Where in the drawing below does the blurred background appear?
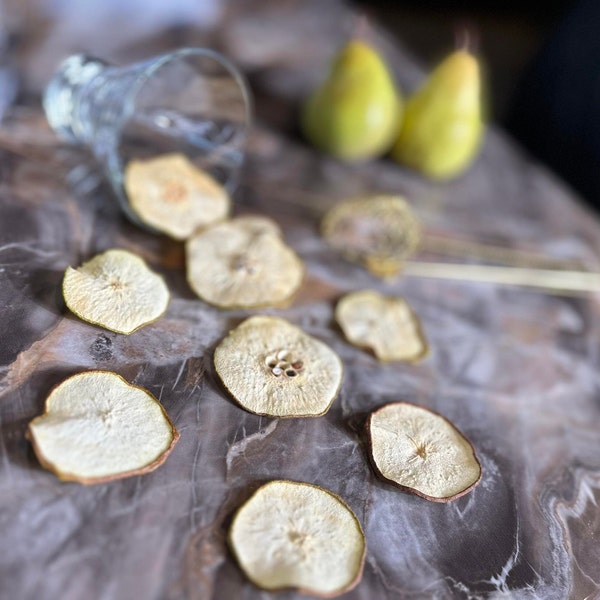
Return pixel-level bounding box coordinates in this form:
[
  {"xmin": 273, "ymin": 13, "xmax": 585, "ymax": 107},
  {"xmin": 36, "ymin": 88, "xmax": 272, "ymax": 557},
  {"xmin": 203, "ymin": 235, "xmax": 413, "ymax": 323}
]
[
  {"xmin": 353, "ymin": 0, "xmax": 572, "ymax": 121},
  {"xmin": 355, "ymin": 0, "xmax": 600, "ymax": 211},
  {"xmin": 0, "ymin": 0, "xmax": 598, "ymax": 210}
]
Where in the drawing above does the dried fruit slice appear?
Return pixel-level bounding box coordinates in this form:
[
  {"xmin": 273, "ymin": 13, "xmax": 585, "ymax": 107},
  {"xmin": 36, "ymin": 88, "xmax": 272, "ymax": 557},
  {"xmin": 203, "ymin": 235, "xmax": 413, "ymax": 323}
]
[
  {"xmin": 368, "ymin": 402, "xmax": 481, "ymax": 502},
  {"xmin": 27, "ymin": 371, "xmax": 179, "ymax": 484},
  {"xmin": 336, "ymin": 290, "xmax": 428, "ymax": 362},
  {"xmin": 124, "ymin": 153, "xmax": 230, "ymax": 240},
  {"xmin": 186, "ymin": 217, "xmax": 304, "ymax": 309},
  {"xmin": 322, "ymin": 195, "xmax": 421, "ymax": 277},
  {"xmin": 231, "ymin": 214, "xmax": 283, "ymax": 237},
  {"xmin": 229, "ymin": 480, "xmax": 366, "ymax": 597},
  {"xmin": 63, "ymin": 249, "xmax": 169, "ymax": 334},
  {"xmin": 214, "ymin": 316, "xmax": 343, "ymax": 417}
]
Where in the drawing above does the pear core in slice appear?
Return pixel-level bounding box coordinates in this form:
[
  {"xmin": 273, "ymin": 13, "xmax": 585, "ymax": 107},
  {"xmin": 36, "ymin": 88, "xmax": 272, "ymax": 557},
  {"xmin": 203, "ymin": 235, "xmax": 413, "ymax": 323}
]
[
  {"xmin": 322, "ymin": 195, "xmax": 421, "ymax": 277},
  {"xmin": 214, "ymin": 316, "xmax": 343, "ymax": 417},
  {"xmin": 336, "ymin": 290, "xmax": 428, "ymax": 362},
  {"xmin": 28, "ymin": 371, "xmax": 179, "ymax": 484},
  {"xmin": 186, "ymin": 216, "xmax": 304, "ymax": 309},
  {"xmin": 124, "ymin": 153, "xmax": 230, "ymax": 240},
  {"xmin": 368, "ymin": 402, "xmax": 482, "ymax": 502},
  {"xmin": 229, "ymin": 480, "xmax": 366, "ymax": 597},
  {"xmin": 63, "ymin": 249, "xmax": 170, "ymax": 334}
]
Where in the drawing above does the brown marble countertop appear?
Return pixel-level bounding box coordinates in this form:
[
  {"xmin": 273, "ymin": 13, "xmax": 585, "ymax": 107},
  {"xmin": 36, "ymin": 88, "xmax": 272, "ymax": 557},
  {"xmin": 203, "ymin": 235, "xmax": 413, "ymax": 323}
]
[{"xmin": 1, "ymin": 1, "xmax": 600, "ymax": 598}]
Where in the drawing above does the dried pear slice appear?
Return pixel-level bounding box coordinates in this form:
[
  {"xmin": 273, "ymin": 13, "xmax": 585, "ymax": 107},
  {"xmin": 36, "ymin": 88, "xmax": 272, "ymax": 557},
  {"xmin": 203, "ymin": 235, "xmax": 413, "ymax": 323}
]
[
  {"xmin": 27, "ymin": 371, "xmax": 179, "ymax": 484},
  {"xmin": 186, "ymin": 217, "xmax": 304, "ymax": 309},
  {"xmin": 124, "ymin": 153, "xmax": 230, "ymax": 240},
  {"xmin": 322, "ymin": 195, "xmax": 421, "ymax": 277},
  {"xmin": 368, "ymin": 402, "xmax": 482, "ymax": 502},
  {"xmin": 229, "ymin": 480, "xmax": 366, "ymax": 597},
  {"xmin": 231, "ymin": 214, "xmax": 282, "ymax": 237},
  {"xmin": 214, "ymin": 316, "xmax": 343, "ymax": 417},
  {"xmin": 336, "ymin": 290, "xmax": 428, "ymax": 362},
  {"xmin": 63, "ymin": 249, "xmax": 170, "ymax": 334}
]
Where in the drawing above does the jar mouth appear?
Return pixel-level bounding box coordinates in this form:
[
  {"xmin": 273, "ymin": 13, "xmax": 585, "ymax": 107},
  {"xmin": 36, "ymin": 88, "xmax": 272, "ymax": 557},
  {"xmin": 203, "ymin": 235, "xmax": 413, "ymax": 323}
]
[
  {"xmin": 123, "ymin": 48, "xmax": 252, "ymax": 140},
  {"xmin": 125, "ymin": 49, "xmax": 251, "ymax": 191}
]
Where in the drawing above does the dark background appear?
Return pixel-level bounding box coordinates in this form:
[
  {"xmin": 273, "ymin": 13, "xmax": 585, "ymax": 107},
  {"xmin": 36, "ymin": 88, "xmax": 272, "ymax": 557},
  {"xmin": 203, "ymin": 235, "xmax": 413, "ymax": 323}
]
[
  {"xmin": 354, "ymin": 0, "xmax": 573, "ymax": 121},
  {"xmin": 354, "ymin": 0, "xmax": 600, "ymax": 212}
]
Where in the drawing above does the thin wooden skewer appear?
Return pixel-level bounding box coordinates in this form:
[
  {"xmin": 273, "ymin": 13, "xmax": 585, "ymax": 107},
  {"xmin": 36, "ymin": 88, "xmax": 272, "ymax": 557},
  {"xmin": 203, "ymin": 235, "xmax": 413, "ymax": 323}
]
[
  {"xmin": 2, "ymin": 125, "xmax": 595, "ymax": 294},
  {"xmin": 419, "ymin": 234, "xmax": 585, "ymax": 270},
  {"xmin": 402, "ymin": 261, "xmax": 600, "ymax": 294}
]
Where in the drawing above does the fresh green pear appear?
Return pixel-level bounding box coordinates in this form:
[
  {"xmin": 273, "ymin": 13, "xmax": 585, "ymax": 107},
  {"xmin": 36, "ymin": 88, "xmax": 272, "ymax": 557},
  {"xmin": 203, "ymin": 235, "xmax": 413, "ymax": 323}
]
[
  {"xmin": 392, "ymin": 50, "xmax": 484, "ymax": 179},
  {"xmin": 302, "ymin": 40, "xmax": 402, "ymax": 161}
]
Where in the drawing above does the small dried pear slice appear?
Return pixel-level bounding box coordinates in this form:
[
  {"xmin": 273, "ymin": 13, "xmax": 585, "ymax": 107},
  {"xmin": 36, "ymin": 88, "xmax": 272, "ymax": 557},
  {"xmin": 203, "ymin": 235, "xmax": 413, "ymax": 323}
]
[
  {"xmin": 322, "ymin": 195, "xmax": 421, "ymax": 277},
  {"xmin": 124, "ymin": 153, "xmax": 230, "ymax": 240},
  {"xmin": 231, "ymin": 214, "xmax": 283, "ymax": 237},
  {"xmin": 186, "ymin": 216, "xmax": 304, "ymax": 309},
  {"xmin": 27, "ymin": 371, "xmax": 179, "ymax": 484},
  {"xmin": 214, "ymin": 316, "xmax": 343, "ymax": 417},
  {"xmin": 368, "ymin": 402, "xmax": 482, "ymax": 502},
  {"xmin": 336, "ymin": 290, "xmax": 428, "ymax": 362},
  {"xmin": 63, "ymin": 248, "xmax": 169, "ymax": 334},
  {"xmin": 229, "ymin": 480, "xmax": 366, "ymax": 597}
]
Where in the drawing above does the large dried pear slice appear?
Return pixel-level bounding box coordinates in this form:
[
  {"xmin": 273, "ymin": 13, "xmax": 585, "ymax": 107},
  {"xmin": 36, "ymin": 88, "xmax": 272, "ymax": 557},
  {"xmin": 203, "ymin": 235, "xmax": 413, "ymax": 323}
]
[
  {"xmin": 229, "ymin": 480, "xmax": 366, "ymax": 597},
  {"xmin": 322, "ymin": 195, "xmax": 421, "ymax": 277},
  {"xmin": 368, "ymin": 402, "xmax": 481, "ymax": 502},
  {"xmin": 186, "ymin": 216, "xmax": 304, "ymax": 309},
  {"xmin": 124, "ymin": 153, "xmax": 230, "ymax": 240},
  {"xmin": 214, "ymin": 316, "xmax": 343, "ymax": 417},
  {"xmin": 336, "ymin": 290, "xmax": 428, "ymax": 362},
  {"xmin": 63, "ymin": 249, "xmax": 169, "ymax": 334},
  {"xmin": 27, "ymin": 371, "xmax": 179, "ymax": 484}
]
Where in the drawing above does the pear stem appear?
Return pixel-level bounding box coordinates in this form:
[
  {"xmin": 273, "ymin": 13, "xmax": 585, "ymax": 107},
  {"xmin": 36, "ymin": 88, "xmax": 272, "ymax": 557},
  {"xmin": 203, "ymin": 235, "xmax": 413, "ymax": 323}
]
[
  {"xmin": 454, "ymin": 22, "xmax": 479, "ymax": 54},
  {"xmin": 353, "ymin": 13, "xmax": 370, "ymax": 40}
]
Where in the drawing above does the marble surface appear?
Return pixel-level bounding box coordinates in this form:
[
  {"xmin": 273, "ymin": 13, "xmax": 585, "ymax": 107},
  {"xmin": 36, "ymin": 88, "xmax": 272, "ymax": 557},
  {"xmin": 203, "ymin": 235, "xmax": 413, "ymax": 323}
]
[{"xmin": 1, "ymin": 1, "xmax": 600, "ymax": 599}]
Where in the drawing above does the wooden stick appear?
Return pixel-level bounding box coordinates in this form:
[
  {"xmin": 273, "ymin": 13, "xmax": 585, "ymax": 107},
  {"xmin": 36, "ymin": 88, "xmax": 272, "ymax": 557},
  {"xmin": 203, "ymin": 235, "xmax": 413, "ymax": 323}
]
[
  {"xmin": 402, "ymin": 261, "xmax": 600, "ymax": 294},
  {"xmin": 420, "ymin": 233, "xmax": 585, "ymax": 270}
]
